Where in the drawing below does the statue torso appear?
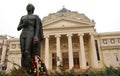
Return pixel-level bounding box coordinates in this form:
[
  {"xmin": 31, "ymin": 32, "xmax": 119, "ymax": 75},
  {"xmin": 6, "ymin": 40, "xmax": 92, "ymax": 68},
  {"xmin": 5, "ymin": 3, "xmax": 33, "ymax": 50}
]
[{"xmin": 20, "ymin": 14, "xmax": 38, "ymax": 38}]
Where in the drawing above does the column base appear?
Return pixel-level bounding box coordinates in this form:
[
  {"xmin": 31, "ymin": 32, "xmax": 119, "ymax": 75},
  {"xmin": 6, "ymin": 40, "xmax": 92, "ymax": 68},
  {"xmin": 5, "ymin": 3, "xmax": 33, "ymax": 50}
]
[
  {"xmin": 91, "ymin": 64, "xmax": 99, "ymax": 69},
  {"xmin": 80, "ymin": 66, "xmax": 87, "ymax": 70}
]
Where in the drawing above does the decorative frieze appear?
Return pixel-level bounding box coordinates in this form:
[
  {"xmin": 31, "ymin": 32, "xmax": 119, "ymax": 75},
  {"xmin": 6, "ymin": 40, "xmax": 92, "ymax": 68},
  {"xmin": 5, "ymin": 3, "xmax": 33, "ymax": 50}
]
[
  {"xmin": 103, "ymin": 39, "xmax": 107, "ymax": 44},
  {"xmin": 72, "ymin": 42, "xmax": 79, "ymax": 48},
  {"xmin": 11, "ymin": 44, "xmax": 16, "ymax": 49},
  {"xmin": 61, "ymin": 43, "xmax": 68, "ymax": 49},
  {"xmin": 118, "ymin": 38, "xmax": 120, "ymax": 43},
  {"xmin": 110, "ymin": 39, "xmax": 115, "ymax": 44},
  {"xmin": 101, "ymin": 38, "xmax": 120, "ymax": 45}
]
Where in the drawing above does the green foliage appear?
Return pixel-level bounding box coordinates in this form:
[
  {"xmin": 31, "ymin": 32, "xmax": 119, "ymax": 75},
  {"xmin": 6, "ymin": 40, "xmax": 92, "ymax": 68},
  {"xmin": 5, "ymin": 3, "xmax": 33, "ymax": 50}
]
[
  {"xmin": 0, "ymin": 71, "xmax": 9, "ymax": 76},
  {"xmin": 9, "ymin": 67, "xmax": 29, "ymax": 76},
  {"xmin": 88, "ymin": 66, "xmax": 120, "ymax": 76},
  {"xmin": 48, "ymin": 65, "xmax": 120, "ymax": 76},
  {"xmin": 48, "ymin": 65, "xmax": 80, "ymax": 76},
  {"xmin": 0, "ymin": 67, "xmax": 29, "ymax": 76},
  {"xmin": 0, "ymin": 66, "xmax": 120, "ymax": 76},
  {"xmin": 3, "ymin": 56, "xmax": 47, "ymax": 76}
]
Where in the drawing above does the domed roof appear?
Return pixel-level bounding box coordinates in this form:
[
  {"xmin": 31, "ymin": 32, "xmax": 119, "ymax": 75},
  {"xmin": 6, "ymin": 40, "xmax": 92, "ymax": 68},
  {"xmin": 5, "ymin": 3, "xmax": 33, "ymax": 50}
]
[{"xmin": 57, "ymin": 6, "xmax": 71, "ymax": 13}]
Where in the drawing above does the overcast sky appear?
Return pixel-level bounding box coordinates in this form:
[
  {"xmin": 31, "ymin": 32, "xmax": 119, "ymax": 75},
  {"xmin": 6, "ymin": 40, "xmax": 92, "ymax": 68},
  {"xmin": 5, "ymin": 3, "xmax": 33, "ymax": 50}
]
[{"xmin": 0, "ymin": 0, "xmax": 120, "ymax": 38}]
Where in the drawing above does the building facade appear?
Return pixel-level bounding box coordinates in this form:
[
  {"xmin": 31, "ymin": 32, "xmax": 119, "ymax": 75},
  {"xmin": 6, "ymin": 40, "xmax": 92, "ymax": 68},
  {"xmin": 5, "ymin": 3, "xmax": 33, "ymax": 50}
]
[
  {"xmin": 0, "ymin": 35, "xmax": 7, "ymax": 70},
  {"xmin": 1, "ymin": 8, "xmax": 120, "ymax": 71}
]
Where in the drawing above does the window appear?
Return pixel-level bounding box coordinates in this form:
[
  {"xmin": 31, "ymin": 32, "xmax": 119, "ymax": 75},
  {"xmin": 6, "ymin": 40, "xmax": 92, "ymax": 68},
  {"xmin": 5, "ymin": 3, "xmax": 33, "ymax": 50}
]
[
  {"xmin": 86, "ymin": 62, "xmax": 89, "ymax": 66},
  {"xmin": 115, "ymin": 54, "xmax": 119, "ymax": 62},
  {"xmin": 73, "ymin": 52, "xmax": 80, "ymax": 69},
  {"xmin": 95, "ymin": 40, "xmax": 100, "ymax": 60},
  {"xmin": 62, "ymin": 52, "xmax": 69, "ymax": 69},
  {"xmin": 73, "ymin": 52, "xmax": 79, "ymax": 56},
  {"xmin": 52, "ymin": 53, "xmax": 57, "ymax": 70}
]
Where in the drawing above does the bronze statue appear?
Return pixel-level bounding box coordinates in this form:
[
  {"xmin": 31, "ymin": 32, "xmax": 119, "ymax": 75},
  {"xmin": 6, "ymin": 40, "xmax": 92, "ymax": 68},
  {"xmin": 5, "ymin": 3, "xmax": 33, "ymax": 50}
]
[{"xmin": 17, "ymin": 4, "xmax": 44, "ymax": 69}]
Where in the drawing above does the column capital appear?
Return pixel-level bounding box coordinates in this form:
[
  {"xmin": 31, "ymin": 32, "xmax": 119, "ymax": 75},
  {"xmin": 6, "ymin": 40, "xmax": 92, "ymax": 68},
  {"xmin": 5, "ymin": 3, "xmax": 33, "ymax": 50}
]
[
  {"xmin": 78, "ymin": 33, "xmax": 84, "ymax": 36},
  {"xmin": 89, "ymin": 32, "xmax": 97, "ymax": 36},
  {"xmin": 55, "ymin": 34, "xmax": 61, "ymax": 38},
  {"xmin": 44, "ymin": 35, "xmax": 50, "ymax": 38},
  {"xmin": 67, "ymin": 34, "xmax": 73, "ymax": 37}
]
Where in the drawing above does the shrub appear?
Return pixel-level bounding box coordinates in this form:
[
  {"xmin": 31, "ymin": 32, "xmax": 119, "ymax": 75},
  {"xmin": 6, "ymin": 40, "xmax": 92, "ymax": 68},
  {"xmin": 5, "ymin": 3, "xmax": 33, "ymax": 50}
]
[{"xmin": 88, "ymin": 66, "xmax": 120, "ymax": 76}]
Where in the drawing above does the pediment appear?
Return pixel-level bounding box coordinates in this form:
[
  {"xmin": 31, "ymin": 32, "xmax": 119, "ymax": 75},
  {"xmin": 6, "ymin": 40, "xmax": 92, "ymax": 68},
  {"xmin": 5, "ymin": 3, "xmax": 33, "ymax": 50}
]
[{"xmin": 43, "ymin": 18, "xmax": 93, "ymax": 29}]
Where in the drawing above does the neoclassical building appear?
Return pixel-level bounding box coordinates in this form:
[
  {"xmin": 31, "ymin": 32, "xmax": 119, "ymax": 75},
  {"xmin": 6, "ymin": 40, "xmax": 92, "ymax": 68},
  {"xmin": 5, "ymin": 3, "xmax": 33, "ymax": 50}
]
[{"xmin": 1, "ymin": 7, "xmax": 120, "ymax": 71}]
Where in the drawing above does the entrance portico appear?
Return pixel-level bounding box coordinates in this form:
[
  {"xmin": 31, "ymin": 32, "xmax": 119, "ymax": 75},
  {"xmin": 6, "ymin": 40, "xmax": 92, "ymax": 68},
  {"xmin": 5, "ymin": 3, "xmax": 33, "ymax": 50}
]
[
  {"xmin": 42, "ymin": 7, "xmax": 98, "ymax": 70},
  {"xmin": 44, "ymin": 33, "xmax": 98, "ymax": 70}
]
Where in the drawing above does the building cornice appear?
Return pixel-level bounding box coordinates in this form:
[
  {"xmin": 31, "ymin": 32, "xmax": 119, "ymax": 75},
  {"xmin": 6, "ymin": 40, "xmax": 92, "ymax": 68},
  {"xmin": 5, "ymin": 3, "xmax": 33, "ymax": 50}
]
[
  {"xmin": 101, "ymin": 45, "xmax": 120, "ymax": 50},
  {"xmin": 43, "ymin": 24, "xmax": 94, "ymax": 30},
  {"xmin": 98, "ymin": 31, "xmax": 120, "ymax": 37},
  {"xmin": 7, "ymin": 50, "xmax": 21, "ymax": 55},
  {"xmin": 8, "ymin": 38, "xmax": 19, "ymax": 42}
]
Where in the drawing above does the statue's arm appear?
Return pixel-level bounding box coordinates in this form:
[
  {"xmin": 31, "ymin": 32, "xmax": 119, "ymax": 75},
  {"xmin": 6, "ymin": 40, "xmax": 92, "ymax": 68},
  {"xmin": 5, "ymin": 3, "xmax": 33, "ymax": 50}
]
[
  {"xmin": 39, "ymin": 18, "xmax": 44, "ymax": 41},
  {"xmin": 17, "ymin": 16, "xmax": 23, "ymax": 31},
  {"xmin": 34, "ymin": 16, "xmax": 40, "ymax": 39}
]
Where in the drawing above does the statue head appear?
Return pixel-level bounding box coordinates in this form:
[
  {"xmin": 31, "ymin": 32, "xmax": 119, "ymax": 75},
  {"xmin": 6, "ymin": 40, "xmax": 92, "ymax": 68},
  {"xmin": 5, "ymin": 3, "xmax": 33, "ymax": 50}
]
[{"xmin": 26, "ymin": 3, "xmax": 35, "ymax": 13}]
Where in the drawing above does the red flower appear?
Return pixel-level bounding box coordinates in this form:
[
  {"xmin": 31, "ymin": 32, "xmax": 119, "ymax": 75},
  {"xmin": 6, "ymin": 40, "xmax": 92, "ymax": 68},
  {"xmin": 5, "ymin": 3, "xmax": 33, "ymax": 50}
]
[{"xmin": 17, "ymin": 72, "xmax": 21, "ymax": 76}]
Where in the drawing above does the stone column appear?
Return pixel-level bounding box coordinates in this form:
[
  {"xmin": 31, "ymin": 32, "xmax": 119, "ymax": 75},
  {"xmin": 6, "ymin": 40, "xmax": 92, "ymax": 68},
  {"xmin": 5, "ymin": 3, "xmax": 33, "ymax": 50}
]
[
  {"xmin": 89, "ymin": 33, "xmax": 98, "ymax": 68},
  {"xmin": 78, "ymin": 33, "xmax": 86, "ymax": 69},
  {"xmin": 44, "ymin": 35, "xmax": 50, "ymax": 69},
  {"xmin": 55, "ymin": 34, "xmax": 61, "ymax": 67},
  {"xmin": 1, "ymin": 39, "xmax": 7, "ymax": 65},
  {"xmin": 67, "ymin": 34, "xmax": 74, "ymax": 69}
]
